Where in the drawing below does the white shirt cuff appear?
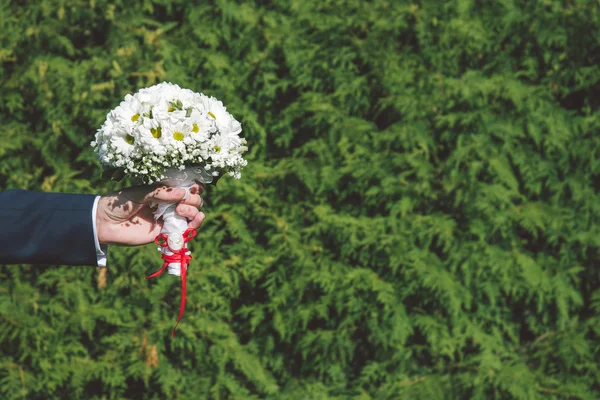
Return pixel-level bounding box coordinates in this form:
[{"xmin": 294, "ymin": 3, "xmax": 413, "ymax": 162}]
[{"xmin": 92, "ymin": 196, "xmax": 108, "ymax": 267}]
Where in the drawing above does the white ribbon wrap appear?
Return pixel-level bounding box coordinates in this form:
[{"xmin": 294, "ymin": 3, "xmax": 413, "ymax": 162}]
[{"xmin": 152, "ymin": 166, "xmax": 213, "ymax": 276}]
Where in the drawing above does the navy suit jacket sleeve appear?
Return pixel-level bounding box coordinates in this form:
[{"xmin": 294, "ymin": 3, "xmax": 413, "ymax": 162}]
[{"xmin": 0, "ymin": 190, "xmax": 98, "ymax": 266}]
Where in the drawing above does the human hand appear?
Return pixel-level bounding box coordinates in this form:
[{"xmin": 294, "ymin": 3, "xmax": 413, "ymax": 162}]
[{"xmin": 95, "ymin": 184, "xmax": 205, "ymax": 245}]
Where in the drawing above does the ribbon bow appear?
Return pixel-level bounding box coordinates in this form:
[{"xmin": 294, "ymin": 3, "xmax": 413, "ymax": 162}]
[{"xmin": 146, "ymin": 228, "xmax": 197, "ymax": 338}]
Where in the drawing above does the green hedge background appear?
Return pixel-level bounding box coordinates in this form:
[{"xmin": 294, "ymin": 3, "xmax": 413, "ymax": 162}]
[{"xmin": 1, "ymin": 0, "xmax": 599, "ymax": 398}]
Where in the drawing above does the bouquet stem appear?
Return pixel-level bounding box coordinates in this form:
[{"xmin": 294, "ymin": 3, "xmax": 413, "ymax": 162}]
[
  {"xmin": 158, "ymin": 200, "xmax": 192, "ymax": 276},
  {"xmin": 146, "ymin": 225, "xmax": 197, "ymax": 337},
  {"xmin": 145, "ymin": 167, "xmax": 213, "ymax": 337}
]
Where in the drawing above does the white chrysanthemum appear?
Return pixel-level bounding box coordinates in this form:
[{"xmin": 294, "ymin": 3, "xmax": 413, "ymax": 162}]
[
  {"xmin": 219, "ymin": 118, "xmax": 243, "ymax": 147},
  {"xmin": 111, "ymin": 136, "xmax": 134, "ymax": 157},
  {"xmin": 141, "ymin": 116, "xmax": 162, "ymax": 137},
  {"xmin": 92, "ymin": 81, "xmax": 247, "ymax": 184},
  {"xmin": 188, "ymin": 109, "xmax": 213, "ymax": 142},
  {"xmin": 161, "ymin": 120, "xmax": 192, "ymax": 155},
  {"xmin": 113, "ymin": 95, "xmax": 147, "ymax": 127},
  {"xmin": 204, "ymin": 97, "xmax": 232, "ymax": 130},
  {"xmin": 178, "ymin": 88, "xmax": 198, "ymax": 109}
]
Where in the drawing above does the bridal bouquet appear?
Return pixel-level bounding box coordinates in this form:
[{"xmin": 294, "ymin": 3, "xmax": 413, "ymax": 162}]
[{"xmin": 91, "ymin": 82, "xmax": 248, "ymax": 336}]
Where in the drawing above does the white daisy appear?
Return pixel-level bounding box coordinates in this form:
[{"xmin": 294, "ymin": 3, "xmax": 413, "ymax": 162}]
[
  {"xmin": 188, "ymin": 109, "xmax": 214, "ymax": 142},
  {"xmin": 204, "ymin": 96, "xmax": 233, "ymax": 131},
  {"xmin": 113, "ymin": 95, "xmax": 146, "ymax": 127}
]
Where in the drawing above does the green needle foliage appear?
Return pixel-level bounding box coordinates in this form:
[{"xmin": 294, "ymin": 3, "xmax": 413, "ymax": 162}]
[{"xmin": 1, "ymin": 0, "xmax": 599, "ymax": 398}]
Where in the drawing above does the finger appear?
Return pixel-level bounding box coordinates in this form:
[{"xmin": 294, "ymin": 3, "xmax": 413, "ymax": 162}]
[
  {"xmin": 188, "ymin": 211, "xmax": 205, "ymax": 230},
  {"xmin": 175, "ymin": 204, "xmax": 199, "ymax": 220},
  {"xmin": 146, "ymin": 186, "xmax": 187, "ymax": 203},
  {"xmin": 190, "ymin": 182, "xmax": 205, "ymax": 195},
  {"xmin": 180, "ymin": 193, "xmax": 203, "ymax": 209}
]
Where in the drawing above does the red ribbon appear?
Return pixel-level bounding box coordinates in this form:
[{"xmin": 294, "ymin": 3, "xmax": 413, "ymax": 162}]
[{"xmin": 146, "ymin": 228, "xmax": 197, "ymax": 338}]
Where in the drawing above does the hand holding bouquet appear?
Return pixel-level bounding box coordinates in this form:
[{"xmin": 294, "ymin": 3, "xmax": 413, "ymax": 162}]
[{"xmin": 91, "ymin": 82, "xmax": 247, "ymax": 336}]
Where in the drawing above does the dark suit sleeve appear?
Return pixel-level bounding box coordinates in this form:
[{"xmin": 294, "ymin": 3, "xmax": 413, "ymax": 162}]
[{"xmin": 0, "ymin": 190, "xmax": 99, "ymax": 266}]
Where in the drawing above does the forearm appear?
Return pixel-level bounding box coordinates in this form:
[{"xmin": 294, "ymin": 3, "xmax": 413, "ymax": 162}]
[{"xmin": 0, "ymin": 190, "xmax": 100, "ymax": 266}]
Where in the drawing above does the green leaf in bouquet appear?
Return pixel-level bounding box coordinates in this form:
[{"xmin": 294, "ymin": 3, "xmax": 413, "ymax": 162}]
[
  {"xmin": 143, "ymin": 105, "xmax": 154, "ymax": 118},
  {"xmin": 209, "ymin": 173, "xmax": 223, "ymax": 186},
  {"xmin": 101, "ymin": 167, "xmax": 126, "ymax": 181},
  {"xmin": 168, "ymin": 100, "xmax": 183, "ymax": 112}
]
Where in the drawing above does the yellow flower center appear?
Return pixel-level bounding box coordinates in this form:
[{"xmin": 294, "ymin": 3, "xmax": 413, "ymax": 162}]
[
  {"xmin": 213, "ymin": 145, "xmax": 221, "ymax": 152},
  {"xmin": 131, "ymin": 113, "xmax": 140, "ymax": 122},
  {"xmin": 168, "ymin": 106, "xmax": 176, "ymax": 112},
  {"xmin": 151, "ymin": 126, "xmax": 162, "ymax": 138},
  {"xmin": 173, "ymin": 131, "xmax": 184, "ymax": 141},
  {"xmin": 207, "ymin": 111, "xmax": 216, "ymax": 119},
  {"xmin": 192, "ymin": 123, "xmax": 199, "ymax": 133},
  {"xmin": 125, "ymin": 134, "xmax": 135, "ymax": 145}
]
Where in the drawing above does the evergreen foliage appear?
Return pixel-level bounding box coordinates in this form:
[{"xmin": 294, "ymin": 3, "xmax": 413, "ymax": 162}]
[{"xmin": 1, "ymin": 0, "xmax": 599, "ymax": 398}]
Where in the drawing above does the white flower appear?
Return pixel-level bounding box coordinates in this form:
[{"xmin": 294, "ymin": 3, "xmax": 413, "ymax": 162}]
[
  {"xmin": 178, "ymin": 88, "xmax": 199, "ymax": 110},
  {"xmin": 111, "ymin": 135, "xmax": 134, "ymax": 156},
  {"xmin": 219, "ymin": 118, "xmax": 244, "ymax": 148},
  {"xmin": 113, "ymin": 95, "xmax": 146, "ymax": 127},
  {"xmin": 163, "ymin": 120, "xmax": 191, "ymax": 145},
  {"xmin": 140, "ymin": 117, "xmax": 165, "ymax": 145},
  {"xmin": 188, "ymin": 109, "xmax": 213, "ymax": 142},
  {"xmin": 204, "ymin": 97, "xmax": 233, "ymax": 131},
  {"xmin": 92, "ymin": 82, "xmax": 248, "ymax": 184}
]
